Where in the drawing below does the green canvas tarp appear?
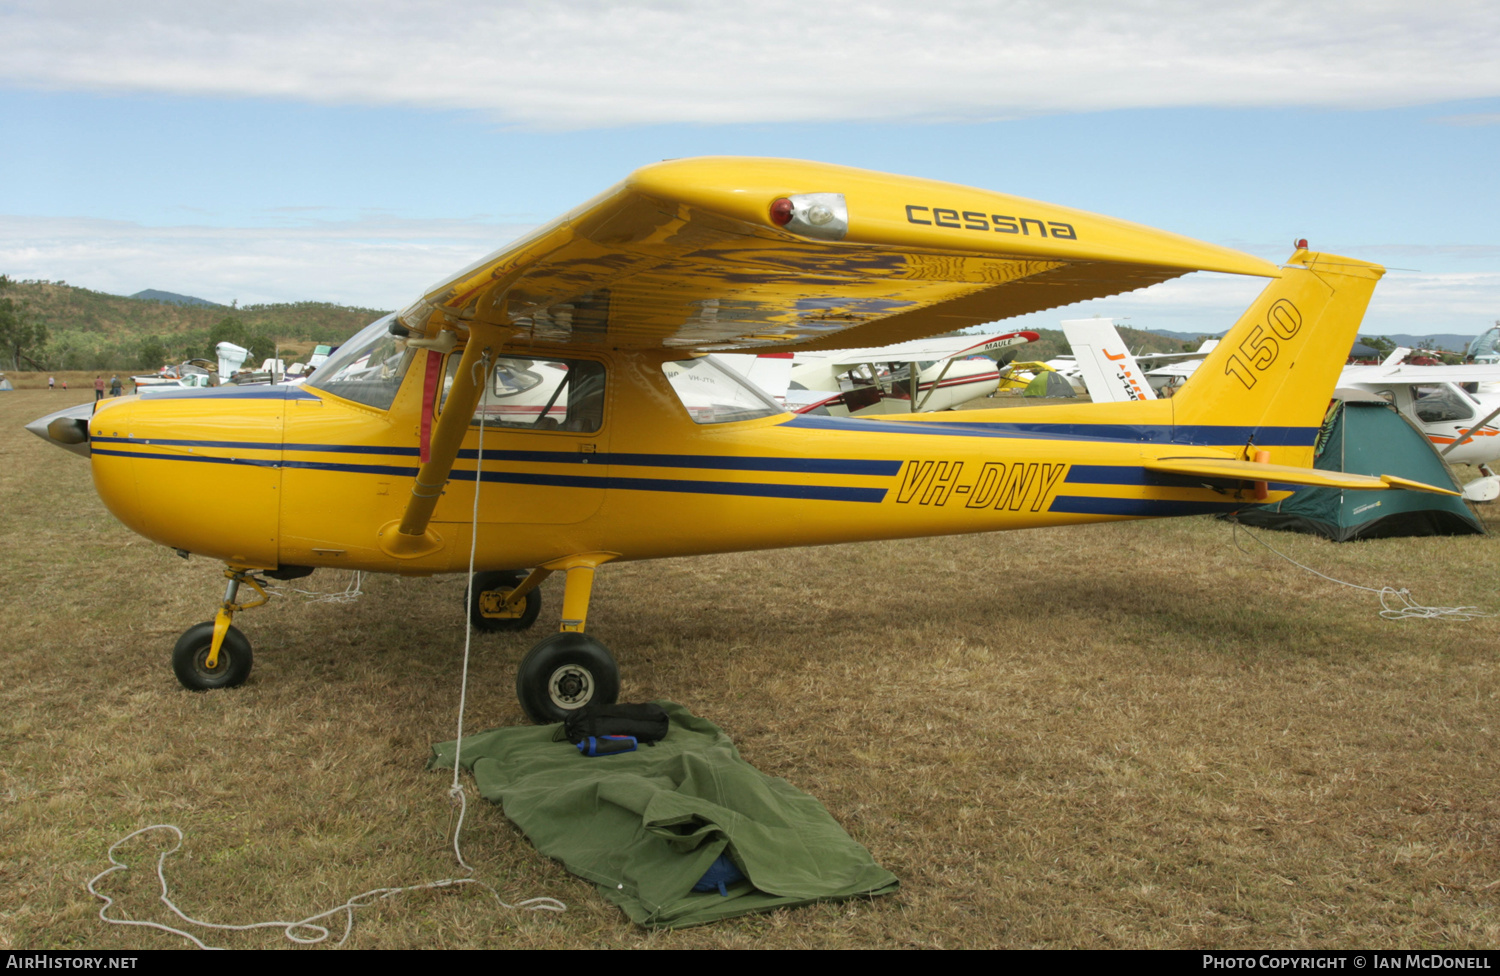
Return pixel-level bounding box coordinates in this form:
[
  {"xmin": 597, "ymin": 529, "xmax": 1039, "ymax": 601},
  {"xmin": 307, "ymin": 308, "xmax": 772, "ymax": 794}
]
[
  {"xmin": 430, "ymin": 702, "xmax": 898, "ymax": 928},
  {"xmin": 1230, "ymin": 394, "xmax": 1484, "ymax": 541}
]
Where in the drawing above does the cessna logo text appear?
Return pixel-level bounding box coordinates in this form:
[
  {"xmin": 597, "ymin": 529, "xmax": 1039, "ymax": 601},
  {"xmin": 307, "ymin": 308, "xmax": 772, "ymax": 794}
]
[
  {"xmin": 905, "ymin": 205, "xmax": 1077, "ymax": 240},
  {"xmin": 896, "ymin": 460, "xmax": 1069, "ymax": 511}
]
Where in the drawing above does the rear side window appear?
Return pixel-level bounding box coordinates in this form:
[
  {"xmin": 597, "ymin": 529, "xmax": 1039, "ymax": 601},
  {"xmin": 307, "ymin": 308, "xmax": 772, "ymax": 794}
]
[{"xmin": 662, "ymin": 356, "xmax": 783, "ymax": 425}]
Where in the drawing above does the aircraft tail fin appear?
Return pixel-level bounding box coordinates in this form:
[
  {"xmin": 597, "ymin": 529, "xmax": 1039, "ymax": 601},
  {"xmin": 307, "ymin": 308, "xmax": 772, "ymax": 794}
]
[
  {"xmin": 1171, "ymin": 249, "xmax": 1385, "ymax": 463},
  {"xmin": 1060, "ymin": 319, "xmax": 1157, "ymax": 403},
  {"xmin": 715, "ymin": 352, "xmax": 794, "ymax": 401}
]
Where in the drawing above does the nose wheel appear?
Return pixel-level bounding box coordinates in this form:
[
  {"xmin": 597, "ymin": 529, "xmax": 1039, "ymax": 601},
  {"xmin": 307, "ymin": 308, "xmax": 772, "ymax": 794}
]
[
  {"xmin": 172, "ymin": 622, "xmax": 253, "ymax": 690},
  {"xmin": 171, "ymin": 569, "xmax": 268, "ymax": 690}
]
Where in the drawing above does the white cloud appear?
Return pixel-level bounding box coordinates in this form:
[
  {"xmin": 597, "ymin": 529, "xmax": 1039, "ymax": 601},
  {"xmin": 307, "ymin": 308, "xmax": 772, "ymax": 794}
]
[
  {"xmin": 3, "ymin": 1, "xmax": 1497, "ymax": 128},
  {"xmin": 0, "ymin": 214, "xmax": 528, "ymax": 308}
]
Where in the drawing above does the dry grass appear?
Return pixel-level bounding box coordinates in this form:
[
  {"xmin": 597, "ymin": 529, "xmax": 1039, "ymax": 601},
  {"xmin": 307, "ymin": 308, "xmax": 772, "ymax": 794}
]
[{"xmin": 2, "ymin": 388, "xmax": 1498, "ymax": 950}]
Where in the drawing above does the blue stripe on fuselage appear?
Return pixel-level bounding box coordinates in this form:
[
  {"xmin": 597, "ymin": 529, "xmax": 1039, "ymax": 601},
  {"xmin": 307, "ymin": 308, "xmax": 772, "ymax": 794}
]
[
  {"xmin": 447, "ymin": 468, "xmax": 886, "ymax": 503},
  {"xmin": 91, "ymin": 445, "xmax": 886, "ymax": 502},
  {"xmin": 1049, "ymin": 496, "xmax": 1247, "ymax": 517},
  {"xmin": 781, "ymin": 414, "xmax": 1318, "ymax": 446},
  {"xmin": 89, "ymin": 436, "xmax": 898, "ymax": 474}
]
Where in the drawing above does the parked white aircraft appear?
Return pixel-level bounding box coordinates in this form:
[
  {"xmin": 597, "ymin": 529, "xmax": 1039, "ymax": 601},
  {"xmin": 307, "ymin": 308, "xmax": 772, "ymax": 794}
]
[
  {"xmin": 1069, "ymin": 322, "xmax": 1500, "ymax": 501},
  {"xmin": 720, "ymin": 331, "xmax": 1038, "ymax": 417},
  {"xmin": 1338, "ymin": 364, "xmax": 1500, "ymax": 500},
  {"xmin": 1056, "ymin": 318, "xmax": 1217, "ymax": 397},
  {"xmin": 216, "ymin": 341, "xmax": 250, "ymax": 380}
]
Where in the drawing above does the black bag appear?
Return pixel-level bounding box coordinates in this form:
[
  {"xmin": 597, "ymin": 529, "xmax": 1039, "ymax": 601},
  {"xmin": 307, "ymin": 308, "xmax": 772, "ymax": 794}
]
[{"xmin": 554, "ymin": 702, "xmax": 670, "ymax": 744}]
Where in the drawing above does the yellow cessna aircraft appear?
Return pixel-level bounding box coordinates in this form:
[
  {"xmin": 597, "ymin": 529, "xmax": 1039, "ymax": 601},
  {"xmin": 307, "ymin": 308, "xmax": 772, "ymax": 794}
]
[{"xmin": 27, "ymin": 158, "xmax": 1453, "ymax": 722}]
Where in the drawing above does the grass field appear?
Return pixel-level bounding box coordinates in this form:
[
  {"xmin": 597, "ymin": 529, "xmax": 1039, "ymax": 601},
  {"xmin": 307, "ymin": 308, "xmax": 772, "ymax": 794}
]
[{"xmin": 2, "ymin": 388, "xmax": 1498, "ymax": 950}]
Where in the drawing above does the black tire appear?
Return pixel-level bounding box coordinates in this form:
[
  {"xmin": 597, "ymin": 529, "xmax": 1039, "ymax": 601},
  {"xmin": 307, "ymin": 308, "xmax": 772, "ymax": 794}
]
[
  {"xmin": 516, "ymin": 633, "xmax": 620, "ymax": 724},
  {"xmin": 466, "ymin": 571, "xmax": 541, "ymax": 632},
  {"xmin": 172, "ymin": 622, "xmax": 253, "ymax": 690}
]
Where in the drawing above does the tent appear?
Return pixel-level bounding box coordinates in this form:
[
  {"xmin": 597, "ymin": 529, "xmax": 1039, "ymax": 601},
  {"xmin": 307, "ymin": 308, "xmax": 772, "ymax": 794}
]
[
  {"xmin": 1022, "ymin": 371, "xmax": 1076, "ymax": 398},
  {"xmin": 0, "ymin": 375, "xmax": 12, "ymax": 392},
  {"xmin": 1230, "ymin": 391, "xmax": 1484, "ymax": 541}
]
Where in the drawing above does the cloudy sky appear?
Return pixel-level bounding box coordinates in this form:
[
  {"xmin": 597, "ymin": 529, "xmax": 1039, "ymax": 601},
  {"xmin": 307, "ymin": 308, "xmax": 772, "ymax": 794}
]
[{"xmin": 2, "ymin": 1, "xmax": 1497, "ymax": 336}]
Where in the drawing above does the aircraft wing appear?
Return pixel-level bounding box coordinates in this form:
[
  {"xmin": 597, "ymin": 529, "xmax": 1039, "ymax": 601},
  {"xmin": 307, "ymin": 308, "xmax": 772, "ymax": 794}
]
[
  {"xmin": 1341, "ymin": 363, "xmax": 1500, "ymax": 385},
  {"xmin": 1143, "ymin": 457, "xmax": 1460, "ymax": 495},
  {"xmin": 396, "ymin": 157, "xmax": 1278, "ymax": 353},
  {"xmin": 810, "ymin": 331, "xmax": 1041, "ymax": 369},
  {"xmin": 1130, "ymin": 348, "xmax": 1217, "ymax": 365}
]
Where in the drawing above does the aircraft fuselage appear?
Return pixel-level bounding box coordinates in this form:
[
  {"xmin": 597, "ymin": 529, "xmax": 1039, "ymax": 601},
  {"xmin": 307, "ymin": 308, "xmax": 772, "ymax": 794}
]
[{"xmin": 82, "ymin": 345, "xmax": 1288, "ymax": 577}]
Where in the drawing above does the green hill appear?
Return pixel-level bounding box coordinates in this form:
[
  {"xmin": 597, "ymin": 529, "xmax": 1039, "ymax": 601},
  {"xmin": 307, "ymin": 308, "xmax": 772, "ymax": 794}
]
[{"xmin": 8, "ymin": 279, "xmax": 389, "ymax": 371}]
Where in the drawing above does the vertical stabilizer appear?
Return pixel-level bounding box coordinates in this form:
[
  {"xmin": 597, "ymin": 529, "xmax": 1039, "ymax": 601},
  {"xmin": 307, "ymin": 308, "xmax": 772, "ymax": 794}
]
[
  {"xmin": 1061, "ymin": 319, "xmax": 1157, "ymax": 403},
  {"xmin": 1172, "ymin": 250, "xmax": 1385, "ymax": 464}
]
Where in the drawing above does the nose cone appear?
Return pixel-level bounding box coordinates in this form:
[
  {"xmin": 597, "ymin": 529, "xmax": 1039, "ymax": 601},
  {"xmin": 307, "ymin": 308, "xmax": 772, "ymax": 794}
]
[{"xmin": 25, "ymin": 402, "xmax": 95, "ymax": 458}]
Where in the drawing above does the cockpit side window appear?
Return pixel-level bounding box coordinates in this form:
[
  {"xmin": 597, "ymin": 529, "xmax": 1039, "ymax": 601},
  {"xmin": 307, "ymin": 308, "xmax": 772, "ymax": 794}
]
[
  {"xmin": 442, "ymin": 354, "xmax": 606, "ymax": 433},
  {"xmin": 305, "ymin": 316, "xmax": 415, "ymax": 411}
]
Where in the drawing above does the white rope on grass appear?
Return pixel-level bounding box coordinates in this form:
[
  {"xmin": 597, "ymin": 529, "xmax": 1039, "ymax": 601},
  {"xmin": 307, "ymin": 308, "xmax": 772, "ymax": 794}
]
[
  {"xmin": 263, "ymin": 570, "xmax": 366, "ymax": 604},
  {"xmin": 88, "ymin": 347, "xmax": 566, "ymax": 948},
  {"xmin": 87, "ymin": 825, "xmax": 563, "ymax": 950},
  {"xmin": 1230, "ymin": 521, "xmax": 1492, "ymax": 622}
]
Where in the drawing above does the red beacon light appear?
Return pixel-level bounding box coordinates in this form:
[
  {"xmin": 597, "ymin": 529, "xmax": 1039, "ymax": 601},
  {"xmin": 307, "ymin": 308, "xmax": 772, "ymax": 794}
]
[
  {"xmin": 1295, "ymin": 238, "xmax": 1309, "ymax": 250},
  {"xmin": 768, "ymin": 193, "xmax": 848, "ymax": 240}
]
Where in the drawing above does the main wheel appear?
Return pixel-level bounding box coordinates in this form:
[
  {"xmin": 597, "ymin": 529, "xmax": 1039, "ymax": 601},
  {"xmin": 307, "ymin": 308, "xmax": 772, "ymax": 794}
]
[
  {"xmin": 516, "ymin": 633, "xmax": 620, "ymax": 724},
  {"xmin": 172, "ymin": 622, "xmax": 253, "ymax": 690},
  {"xmin": 466, "ymin": 571, "xmax": 542, "ymax": 632}
]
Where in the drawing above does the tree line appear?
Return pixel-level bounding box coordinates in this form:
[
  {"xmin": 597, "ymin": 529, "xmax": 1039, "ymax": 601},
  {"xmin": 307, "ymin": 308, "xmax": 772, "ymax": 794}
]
[
  {"xmin": 30, "ymin": 315, "xmax": 308, "ymax": 372},
  {"xmin": 0, "ymin": 275, "xmax": 370, "ymax": 372}
]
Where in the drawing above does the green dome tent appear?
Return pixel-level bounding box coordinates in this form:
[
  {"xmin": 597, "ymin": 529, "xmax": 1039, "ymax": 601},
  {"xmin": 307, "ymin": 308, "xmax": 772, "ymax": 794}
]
[
  {"xmin": 1230, "ymin": 391, "xmax": 1483, "ymax": 541},
  {"xmin": 1022, "ymin": 371, "xmax": 1076, "ymax": 398}
]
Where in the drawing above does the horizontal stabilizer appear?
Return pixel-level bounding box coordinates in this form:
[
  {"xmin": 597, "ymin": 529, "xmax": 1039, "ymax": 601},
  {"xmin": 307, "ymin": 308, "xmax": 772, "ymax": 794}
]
[{"xmin": 1143, "ymin": 457, "xmax": 1460, "ymax": 496}]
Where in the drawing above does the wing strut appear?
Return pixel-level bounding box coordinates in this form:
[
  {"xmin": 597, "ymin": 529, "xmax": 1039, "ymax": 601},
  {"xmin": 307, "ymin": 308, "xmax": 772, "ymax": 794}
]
[
  {"xmin": 1442, "ymin": 403, "xmax": 1500, "ymax": 457},
  {"xmin": 378, "ymin": 336, "xmax": 494, "ymax": 558}
]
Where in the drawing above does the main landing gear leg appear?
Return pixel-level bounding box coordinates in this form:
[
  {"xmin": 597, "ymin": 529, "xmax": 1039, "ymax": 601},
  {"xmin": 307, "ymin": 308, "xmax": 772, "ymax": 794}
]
[
  {"xmin": 172, "ymin": 569, "xmax": 268, "ymax": 690},
  {"xmin": 514, "ymin": 554, "xmax": 620, "ymax": 725}
]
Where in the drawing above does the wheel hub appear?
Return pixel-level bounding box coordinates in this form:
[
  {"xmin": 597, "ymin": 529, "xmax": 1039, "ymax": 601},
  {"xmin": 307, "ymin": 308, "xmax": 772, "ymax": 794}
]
[
  {"xmin": 547, "ymin": 665, "xmax": 593, "ymax": 709},
  {"xmin": 478, "ymin": 588, "xmax": 523, "ymax": 618}
]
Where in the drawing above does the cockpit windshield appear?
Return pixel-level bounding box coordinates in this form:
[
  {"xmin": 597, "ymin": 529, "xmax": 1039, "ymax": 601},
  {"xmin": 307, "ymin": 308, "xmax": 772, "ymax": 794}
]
[
  {"xmin": 305, "ymin": 315, "xmax": 415, "ymax": 411},
  {"xmin": 1414, "ymin": 383, "xmax": 1476, "ymax": 423},
  {"xmin": 662, "ymin": 356, "xmax": 785, "ymax": 424}
]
